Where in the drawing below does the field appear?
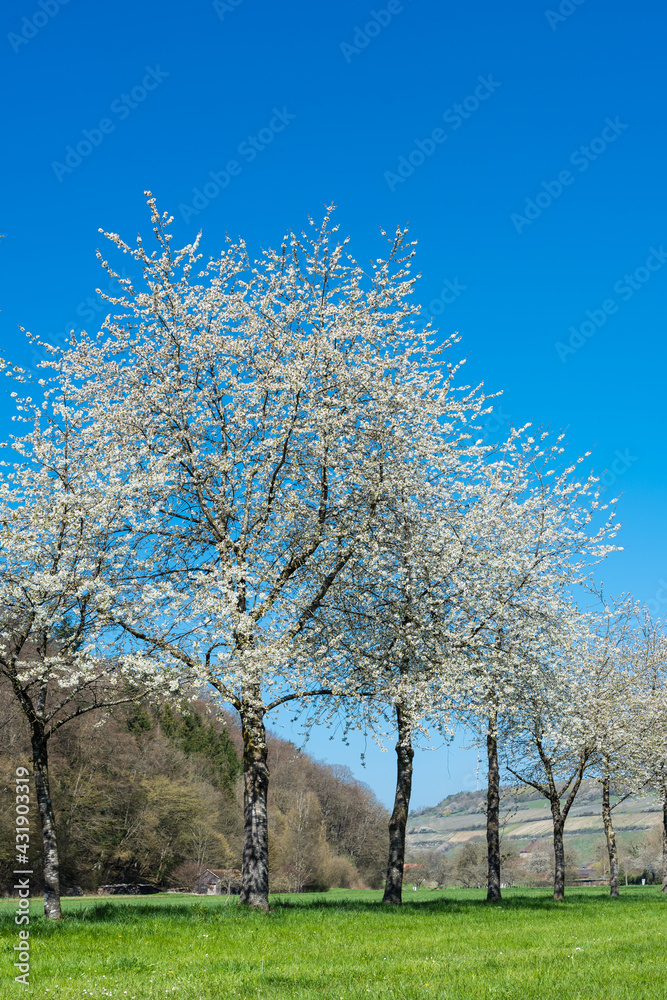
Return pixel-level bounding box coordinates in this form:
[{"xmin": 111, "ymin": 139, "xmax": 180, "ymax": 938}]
[
  {"xmin": 2, "ymin": 888, "xmax": 666, "ymax": 999},
  {"xmin": 406, "ymin": 782, "xmax": 662, "ymax": 859}
]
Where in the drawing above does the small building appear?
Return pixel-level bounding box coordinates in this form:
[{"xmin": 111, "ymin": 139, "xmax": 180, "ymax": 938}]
[{"xmin": 194, "ymin": 869, "xmax": 242, "ymax": 895}]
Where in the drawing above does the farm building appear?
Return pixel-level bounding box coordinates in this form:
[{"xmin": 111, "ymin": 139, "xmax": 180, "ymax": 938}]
[{"xmin": 194, "ymin": 869, "xmax": 243, "ymax": 895}]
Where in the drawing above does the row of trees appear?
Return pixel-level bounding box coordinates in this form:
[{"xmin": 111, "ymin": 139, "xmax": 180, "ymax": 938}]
[
  {"xmin": 410, "ymin": 840, "xmax": 580, "ymax": 891},
  {"xmin": 1, "ymin": 198, "xmax": 665, "ymax": 916},
  {"xmin": 411, "ymin": 833, "xmax": 664, "ymax": 890},
  {"xmin": 407, "ymin": 781, "xmax": 666, "ymax": 891}
]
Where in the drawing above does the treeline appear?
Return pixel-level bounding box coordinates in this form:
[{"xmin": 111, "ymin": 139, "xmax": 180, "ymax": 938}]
[
  {"xmin": 406, "ymin": 781, "xmax": 665, "ymax": 890},
  {"xmin": 408, "ymin": 830, "xmax": 665, "ymax": 890},
  {"xmin": 0, "ymin": 696, "xmax": 388, "ymax": 895},
  {"xmin": 405, "ymin": 843, "xmax": 575, "ymax": 890}
]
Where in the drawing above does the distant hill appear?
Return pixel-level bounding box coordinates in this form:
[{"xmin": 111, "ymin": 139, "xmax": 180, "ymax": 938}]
[{"xmin": 407, "ymin": 780, "xmax": 662, "ymax": 864}]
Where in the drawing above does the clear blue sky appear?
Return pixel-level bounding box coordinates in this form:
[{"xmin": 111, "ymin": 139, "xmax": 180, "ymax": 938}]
[{"xmin": 2, "ymin": 0, "xmax": 665, "ymax": 808}]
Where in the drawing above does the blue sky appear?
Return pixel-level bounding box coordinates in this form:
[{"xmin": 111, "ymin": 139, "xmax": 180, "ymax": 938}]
[{"xmin": 2, "ymin": 0, "xmax": 665, "ymax": 808}]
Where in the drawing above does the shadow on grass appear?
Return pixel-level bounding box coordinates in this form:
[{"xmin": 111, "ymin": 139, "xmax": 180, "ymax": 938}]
[
  {"xmin": 2, "ymin": 887, "xmax": 661, "ymax": 930},
  {"xmin": 269, "ymin": 891, "xmax": 651, "ymax": 915}
]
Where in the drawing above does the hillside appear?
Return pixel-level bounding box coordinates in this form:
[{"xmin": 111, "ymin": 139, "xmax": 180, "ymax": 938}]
[
  {"xmin": 0, "ymin": 694, "xmax": 389, "ymax": 895},
  {"xmin": 407, "ymin": 780, "xmax": 663, "ymax": 876}
]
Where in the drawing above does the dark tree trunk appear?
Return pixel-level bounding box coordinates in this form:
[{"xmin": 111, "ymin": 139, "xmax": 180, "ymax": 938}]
[
  {"xmin": 486, "ymin": 711, "xmax": 501, "ymax": 901},
  {"xmin": 601, "ymin": 776, "xmax": 619, "ymax": 898},
  {"xmin": 382, "ymin": 703, "xmax": 414, "ymax": 906},
  {"xmin": 239, "ymin": 703, "xmax": 270, "ymax": 910},
  {"xmin": 552, "ymin": 810, "xmax": 566, "ymax": 901},
  {"xmin": 511, "ymin": 748, "xmax": 588, "ymax": 903},
  {"xmin": 662, "ymin": 784, "xmax": 667, "ymax": 894},
  {"xmin": 31, "ymin": 723, "xmax": 61, "ymax": 921}
]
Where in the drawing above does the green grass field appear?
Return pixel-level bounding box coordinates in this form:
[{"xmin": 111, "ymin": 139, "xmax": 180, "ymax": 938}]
[{"xmin": 1, "ymin": 888, "xmax": 666, "ymax": 999}]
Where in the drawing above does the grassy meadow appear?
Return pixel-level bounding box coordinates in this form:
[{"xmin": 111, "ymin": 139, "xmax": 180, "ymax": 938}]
[{"xmin": 1, "ymin": 887, "xmax": 666, "ymax": 999}]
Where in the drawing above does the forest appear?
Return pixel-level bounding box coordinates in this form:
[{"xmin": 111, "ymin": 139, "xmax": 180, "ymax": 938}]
[{"xmin": 0, "ymin": 695, "xmax": 388, "ymax": 896}]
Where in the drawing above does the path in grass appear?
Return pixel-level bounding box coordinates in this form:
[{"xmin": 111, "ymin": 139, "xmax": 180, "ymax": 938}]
[{"xmin": 1, "ymin": 887, "xmax": 665, "ymax": 999}]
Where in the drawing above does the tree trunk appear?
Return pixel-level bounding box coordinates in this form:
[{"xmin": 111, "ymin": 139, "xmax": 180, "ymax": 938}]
[
  {"xmin": 552, "ymin": 811, "xmax": 566, "ymax": 901},
  {"xmin": 382, "ymin": 703, "xmax": 414, "ymax": 905},
  {"xmin": 662, "ymin": 784, "xmax": 667, "ymax": 894},
  {"xmin": 601, "ymin": 776, "xmax": 619, "ymax": 898},
  {"xmin": 239, "ymin": 703, "xmax": 270, "ymax": 910},
  {"xmin": 31, "ymin": 723, "xmax": 61, "ymax": 921},
  {"xmin": 486, "ymin": 711, "xmax": 501, "ymax": 901}
]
